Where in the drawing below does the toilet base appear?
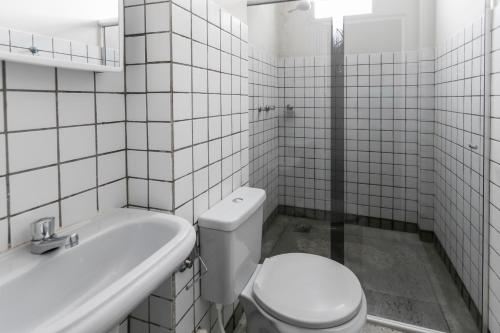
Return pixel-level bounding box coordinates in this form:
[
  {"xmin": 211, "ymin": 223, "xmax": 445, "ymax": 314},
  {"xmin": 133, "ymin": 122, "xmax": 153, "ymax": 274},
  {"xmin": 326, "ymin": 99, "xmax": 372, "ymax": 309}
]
[{"xmin": 240, "ymin": 265, "xmax": 367, "ymax": 333}]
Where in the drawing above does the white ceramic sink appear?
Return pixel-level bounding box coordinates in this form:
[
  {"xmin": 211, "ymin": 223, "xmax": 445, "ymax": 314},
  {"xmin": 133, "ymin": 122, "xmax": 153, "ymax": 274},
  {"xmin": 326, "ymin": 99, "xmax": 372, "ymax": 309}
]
[{"xmin": 0, "ymin": 208, "xmax": 196, "ymax": 333}]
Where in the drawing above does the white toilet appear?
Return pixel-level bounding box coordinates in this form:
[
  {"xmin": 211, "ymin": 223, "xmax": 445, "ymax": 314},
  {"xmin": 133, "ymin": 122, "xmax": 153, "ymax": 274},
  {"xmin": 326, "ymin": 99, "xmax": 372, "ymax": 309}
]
[{"xmin": 199, "ymin": 187, "xmax": 367, "ymax": 333}]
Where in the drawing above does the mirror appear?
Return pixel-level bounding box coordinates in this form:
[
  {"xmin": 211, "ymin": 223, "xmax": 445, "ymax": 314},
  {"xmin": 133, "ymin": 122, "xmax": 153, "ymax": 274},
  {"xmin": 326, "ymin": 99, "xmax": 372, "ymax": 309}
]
[{"xmin": 0, "ymin": 0, "xmax": 123, "ymax": 71}]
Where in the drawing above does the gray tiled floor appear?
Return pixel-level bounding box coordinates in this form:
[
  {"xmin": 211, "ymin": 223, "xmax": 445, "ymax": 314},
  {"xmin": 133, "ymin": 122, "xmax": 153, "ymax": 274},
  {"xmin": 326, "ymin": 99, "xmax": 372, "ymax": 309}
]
[{"xmin": 260, "ymin": 215, "xmax": 479, "ymax": 333}]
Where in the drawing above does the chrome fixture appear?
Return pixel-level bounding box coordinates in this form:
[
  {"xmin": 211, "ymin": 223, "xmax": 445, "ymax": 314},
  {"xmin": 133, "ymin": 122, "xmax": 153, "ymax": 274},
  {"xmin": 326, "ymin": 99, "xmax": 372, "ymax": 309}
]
[
  {"xmin": 65, "ymin": 233, "xmax": 80, "ymax": 249},
  {"xmin": 30, "ymin": 217, "xmax": 78, "ymax": 254},
  {"xmin": 258, "ymin": 105, "xmax": 276, "ymax": 112},
  {"xmin": 286, "ymin": 104, "xmax": 294, "ymax": 111},
  {"xmin": 28, "ymin": 46, "xmax": 39, "ymax": 55},
  {"xmin": 178, "ymin": 248, "xmax": 208, "ymax": 290},
  {"xmin": 468, "ymin": 144, "xmax": 479, "ymax": 150}
]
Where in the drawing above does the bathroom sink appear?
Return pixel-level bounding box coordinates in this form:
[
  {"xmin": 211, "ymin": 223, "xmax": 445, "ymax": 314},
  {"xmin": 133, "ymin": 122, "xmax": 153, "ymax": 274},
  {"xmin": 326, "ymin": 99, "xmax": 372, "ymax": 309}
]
[{"xmin": 0, "ymin": 208, "xmax": 196, "ymax": 333}]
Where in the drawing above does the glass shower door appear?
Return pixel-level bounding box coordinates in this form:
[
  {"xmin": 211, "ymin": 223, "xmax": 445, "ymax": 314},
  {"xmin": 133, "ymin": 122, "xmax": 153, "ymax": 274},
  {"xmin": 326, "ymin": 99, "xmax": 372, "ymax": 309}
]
[
  {"xmin": 247, "ymin": 0, "xmax": 487, "ymax": 332},
  {"xmin": 341, "ymin": 0, "xmax": 485, "ymax": 331}
]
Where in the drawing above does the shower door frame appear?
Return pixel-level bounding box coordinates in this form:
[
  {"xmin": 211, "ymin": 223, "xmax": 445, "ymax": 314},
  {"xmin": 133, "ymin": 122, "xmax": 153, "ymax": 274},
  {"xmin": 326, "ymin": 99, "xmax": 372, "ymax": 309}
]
[
  {"xmin": 332, "ymin": 1, "xmax": 494, "ymax": 331},
  {"xmin": 482, "ymin": 1, "xmax": 493, "ymax": 332},
  {"xmin": 330, "ymin": 25, "xmax": 345, "ymax": 264}
]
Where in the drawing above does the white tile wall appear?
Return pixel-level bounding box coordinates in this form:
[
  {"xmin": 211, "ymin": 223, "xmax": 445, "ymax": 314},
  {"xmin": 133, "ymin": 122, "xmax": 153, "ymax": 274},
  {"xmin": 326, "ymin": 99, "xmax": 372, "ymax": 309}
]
[
  {"xmin": 248, "ymin": 47, "xmax": 279, "ymax": 220},
  {"xmin": 277, "ymin": 55, "xmax": 332, "ymax": 213},
  {"xmin": 434, "ymin": 17, "xmax": 485, "ymax": 309},
  {"xmin": 344, "ymin": 51, "xmax": 420, "ymax": 224},
  {"xmin": 125, "ymin": 0, "xmax": 249, "ymax": 332},
  {"xmin": 0, "ymin": 62, "xmax": 127, "ymax": 252}
]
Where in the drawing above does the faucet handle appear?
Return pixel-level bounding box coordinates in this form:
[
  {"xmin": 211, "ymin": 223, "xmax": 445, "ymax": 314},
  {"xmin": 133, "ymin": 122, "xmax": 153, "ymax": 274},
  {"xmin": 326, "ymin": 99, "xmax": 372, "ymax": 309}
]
[{"xmin": 31, "ymin": 217, "xmax": 56, "ymax": 241}]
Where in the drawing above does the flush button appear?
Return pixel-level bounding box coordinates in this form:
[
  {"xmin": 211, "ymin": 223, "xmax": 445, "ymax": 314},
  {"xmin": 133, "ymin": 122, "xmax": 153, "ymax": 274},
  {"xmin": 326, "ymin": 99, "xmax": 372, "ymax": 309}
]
[{"xmin": 232, "ymin": 197, "xmax": 244, "ymax": 203}]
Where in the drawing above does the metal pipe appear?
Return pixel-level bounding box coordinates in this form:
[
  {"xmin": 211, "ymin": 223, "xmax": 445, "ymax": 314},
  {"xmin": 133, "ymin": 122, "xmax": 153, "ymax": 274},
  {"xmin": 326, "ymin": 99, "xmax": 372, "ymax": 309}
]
[{"xmin": 367, "ymin": 315, "xmax": 446, "ymax": 333}]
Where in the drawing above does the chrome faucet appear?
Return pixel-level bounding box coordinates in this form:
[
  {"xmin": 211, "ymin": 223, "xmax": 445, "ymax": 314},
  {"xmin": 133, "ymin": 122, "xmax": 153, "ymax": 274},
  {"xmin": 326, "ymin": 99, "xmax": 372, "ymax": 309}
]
[{"xmin": 30, "ymin": 217, "xmax": 79, "ymax": 254}]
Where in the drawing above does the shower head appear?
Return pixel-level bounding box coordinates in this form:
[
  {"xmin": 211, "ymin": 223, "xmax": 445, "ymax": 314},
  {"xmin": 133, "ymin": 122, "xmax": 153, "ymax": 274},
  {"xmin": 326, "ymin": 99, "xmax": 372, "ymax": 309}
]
[{"xmin": 288, "ymin": 0, "xmax": 312, "ymax": 13}]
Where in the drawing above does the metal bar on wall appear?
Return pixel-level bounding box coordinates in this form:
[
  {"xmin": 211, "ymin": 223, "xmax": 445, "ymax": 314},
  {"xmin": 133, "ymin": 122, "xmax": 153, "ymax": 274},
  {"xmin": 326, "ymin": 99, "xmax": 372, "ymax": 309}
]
[
  {"xmin": 482, "ymin": 1, "xmax": 493, "ymax": 331},
  {"xmin": 330, "ymin": 24, "xmax": 345, "ymax": 263}
]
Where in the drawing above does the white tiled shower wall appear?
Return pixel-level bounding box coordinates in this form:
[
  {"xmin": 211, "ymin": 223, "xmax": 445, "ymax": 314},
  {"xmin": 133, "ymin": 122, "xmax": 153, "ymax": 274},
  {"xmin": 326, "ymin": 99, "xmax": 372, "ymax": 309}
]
[
  {"xmin": 488, "ymin": 7, "xmax": 500, "ymax": 333},
  {"xmin": 344, "ymin": 52, "xmax": 420, "ymax": 225},
  {"xmin": 277, "ymin": 56, "xmax": 332, "ymax": 212},
  {"xmin": 249, "ymin": 48, "xmax": 279, "ymax": 220},
  {"xmin": 344, "ymin": 49, "xmax": 434, "ymax": 230},
  {"xmin": 124, "ymin": 0, "xmax": 250, "ymax": 332},
  {"xmin": 434, "ymin": 17, "xmax": 485, "ymax": 309},
  {"xmin": 248, "ymin": 50, "xmax": 332, "ymax": 217},
  {"xmin": 343, "ymin": 49, "xmax": 435, "ymax": 229}
]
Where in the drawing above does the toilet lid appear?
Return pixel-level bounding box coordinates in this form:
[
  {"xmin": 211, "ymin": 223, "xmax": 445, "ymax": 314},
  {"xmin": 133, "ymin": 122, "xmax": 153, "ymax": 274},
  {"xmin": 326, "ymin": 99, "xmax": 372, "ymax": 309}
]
[{"xmin": 252, "ymin": 253, "xmax": 363, "ymax": 329}]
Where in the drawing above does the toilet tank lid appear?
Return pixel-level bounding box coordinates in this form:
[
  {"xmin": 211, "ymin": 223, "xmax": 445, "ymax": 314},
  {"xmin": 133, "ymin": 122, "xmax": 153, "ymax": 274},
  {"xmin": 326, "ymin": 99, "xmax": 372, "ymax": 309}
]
[{"xmin": 198, "ymin": 187, "xmax": 266, "ymax": 232}]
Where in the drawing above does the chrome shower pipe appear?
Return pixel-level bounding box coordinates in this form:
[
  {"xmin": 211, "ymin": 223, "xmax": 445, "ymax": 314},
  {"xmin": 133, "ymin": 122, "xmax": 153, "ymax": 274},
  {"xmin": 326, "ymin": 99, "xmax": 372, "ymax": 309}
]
[{"xmin": 247, "ymin": 0, "xmax": 301, "ymax": 6}]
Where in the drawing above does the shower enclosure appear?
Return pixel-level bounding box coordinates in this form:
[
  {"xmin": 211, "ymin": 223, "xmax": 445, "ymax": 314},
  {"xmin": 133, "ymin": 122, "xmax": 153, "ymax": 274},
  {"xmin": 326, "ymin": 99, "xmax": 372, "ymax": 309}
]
[{"xmin": 247, "ymin": 0, "xmax": 491, "ymax": 332}]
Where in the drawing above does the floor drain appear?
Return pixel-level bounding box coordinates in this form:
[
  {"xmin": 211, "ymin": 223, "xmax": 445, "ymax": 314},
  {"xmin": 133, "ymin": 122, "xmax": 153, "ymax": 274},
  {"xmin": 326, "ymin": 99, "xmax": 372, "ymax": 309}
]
[{"xmin": 293, "ymin": 224, "xmax": 312, "ymax": 233}]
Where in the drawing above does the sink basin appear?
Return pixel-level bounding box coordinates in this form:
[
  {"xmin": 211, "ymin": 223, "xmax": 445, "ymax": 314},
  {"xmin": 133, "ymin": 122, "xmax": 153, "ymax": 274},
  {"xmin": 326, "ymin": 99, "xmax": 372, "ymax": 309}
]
[{"xmin": 0, "ymin": 208, "xmax": 196, "ymax": 333}]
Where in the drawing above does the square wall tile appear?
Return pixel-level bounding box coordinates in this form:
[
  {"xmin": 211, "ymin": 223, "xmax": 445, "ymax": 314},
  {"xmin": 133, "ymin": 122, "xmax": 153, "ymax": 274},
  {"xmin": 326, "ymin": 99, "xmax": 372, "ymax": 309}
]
[
  {"xmin": 60, "ymin": 158, "xmax": 97, "ymax": 197},
  {"xmin": 125, "ymin": 36, "xmax": 146, "ymax": 64},
  {"xmin": 149, "ymin": 122, "xmax": 172, "ymax": 151},
  {"xmin": 99, "ymin": 180, "xmax": 127, "ymax": 212},
  {"xmin": 149, "ymin": 152, "xmax": 172, "ymax": 181},
  {"xmin": 128, "ymin": 178, "xmax": 148, "ymax": 207},
  {"xmin": 60, "ymin": 126, "xmax": 96, "ymax": 161},
  {"xmin": 125, "ymin": 5, "xmax": 145, "ymax": 35},
  {"xmin": 147, "ymin": 63, "xmax": 171, "ymax": 92},
  {"xmin": 172, "ymin": 5, "xmax": 191, "ymax": 37},
  {"xmin": 147, "ymin": 33, "xmax": 171, "ymax": 62},
  {"xmin": 7, "ymin": 91, "xmax": 56, "ymax": 131},
  {"xmin": 97, "ymin": 123, "xmax": 126, "ymax": 154},
  {"xmin": 149, "ymin": 180, "xmax": 173, "ymax": 210},
  {"xmin": 61, "ymin": 190, "xmax": 97, "ymax": 227},
  {"xmin": 146, "ymin": 2, "xmax": 171, "ymax": 33},
  {"xmin": 9, "ymin": 166, "xmax": 59, "ymax": 214},
  {"xmin": 148, "ymin": 93, "xmax": 172, "ymax": 121},
  {"xmin": 96, "ymin": 94, "xmax": 125, "ymax": 123},
  {"xmin": 58, "ymin": 93, "xmax": 95, "ymax": 126},
  {"xmin": 8, "ymin": 130, "xmax": 58, "ymax": 172},
  {"xmin": 172, "ymin": 34, "xmax": 192, "ymax": 65},
  {"xmin": 172, "ymin": 64, "xmax": 191, "ymax": 92},
  {"xmin": 5, "ymin": 62, "xmax": 55, "ymax": 90},
  {"xmin": 98, "ymin": 151, "xmax": 126, "ymax": 185}
]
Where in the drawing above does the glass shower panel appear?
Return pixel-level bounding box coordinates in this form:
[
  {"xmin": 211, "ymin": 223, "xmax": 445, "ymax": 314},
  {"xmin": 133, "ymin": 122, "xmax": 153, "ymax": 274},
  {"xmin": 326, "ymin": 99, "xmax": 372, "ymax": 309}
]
[
  {"xmin": 342, "ymin": 0, "xmax": 485, "ymax": 331},
  {"xmin": 248, "ymin": 0, "xmax": 335, "ymax": 260},
  {"xmin": 247, "ymin": 0, "xmax": 486, "ymax": 332}
]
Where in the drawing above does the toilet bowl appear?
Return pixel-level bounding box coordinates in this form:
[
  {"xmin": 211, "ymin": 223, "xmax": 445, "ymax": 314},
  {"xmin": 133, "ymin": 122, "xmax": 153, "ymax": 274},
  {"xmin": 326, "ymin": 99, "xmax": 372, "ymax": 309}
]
[
  {"xmin": 240, "ymin": 253, "xmax": 367, "ymax": 333},
  {"xmin": 199, "ymin": 187, "xmax": 366, "ymax": 333}
]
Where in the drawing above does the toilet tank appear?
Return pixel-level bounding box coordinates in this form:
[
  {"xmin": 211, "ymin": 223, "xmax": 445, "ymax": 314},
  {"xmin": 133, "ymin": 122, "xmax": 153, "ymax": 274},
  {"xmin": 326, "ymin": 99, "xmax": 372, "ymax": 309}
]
[{"xmin": 199, "ymin": 187, "xmax": 266, "ymax": 305}]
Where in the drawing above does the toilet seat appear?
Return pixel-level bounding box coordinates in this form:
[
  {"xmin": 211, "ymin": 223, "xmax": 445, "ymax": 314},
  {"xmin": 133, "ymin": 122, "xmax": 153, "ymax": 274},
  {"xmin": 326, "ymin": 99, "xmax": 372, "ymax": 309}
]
[{"xmin": 252, "ymin": 253, "xmax": 363, "ymax": 329}]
